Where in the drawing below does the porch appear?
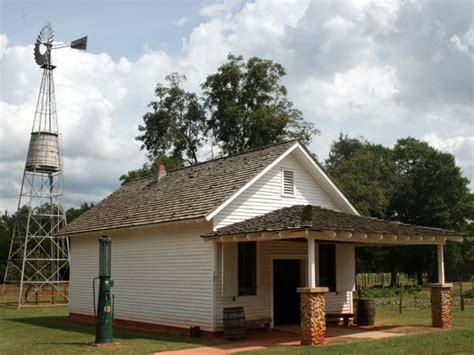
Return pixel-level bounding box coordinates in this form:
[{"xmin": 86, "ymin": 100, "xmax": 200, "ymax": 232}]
[{"xmin": 203, "ymin": 205, "xmax": 463, "ymax": 345}]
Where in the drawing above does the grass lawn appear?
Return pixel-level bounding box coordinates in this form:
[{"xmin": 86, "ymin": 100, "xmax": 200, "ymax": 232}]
[
  {"xmin": 1, "ymin": 304, "xmax": 473, "ymax": 354},
  {"xmin": 250, "ymin": 306, "xmax": 474, "ymax": 355},
  {"xmin": 0, "ymin": 305, "xmax": 216, "ymax": 354}
]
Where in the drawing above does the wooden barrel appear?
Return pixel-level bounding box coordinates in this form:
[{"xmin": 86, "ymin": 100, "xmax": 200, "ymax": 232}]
[
  {"xmin": 357, "ymin": 299, "xmax": 375, "ymax": 326},
  {"xmin": 223, "ymin": 307, "xmax": 246, "ymax": 340}
]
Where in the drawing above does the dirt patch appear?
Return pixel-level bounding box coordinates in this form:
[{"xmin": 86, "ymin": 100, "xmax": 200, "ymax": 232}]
[{"xmin": 385, "ymin": 326, "xmax": 444, "ymax": 334}]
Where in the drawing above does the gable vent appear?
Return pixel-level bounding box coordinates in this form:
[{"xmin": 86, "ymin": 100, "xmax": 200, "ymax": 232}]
[{"xmin": 282, "ymin": 170, "xmax": 295, "ymax": 196}]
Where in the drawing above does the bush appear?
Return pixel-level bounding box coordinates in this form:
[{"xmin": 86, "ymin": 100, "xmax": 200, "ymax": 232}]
[
  {"xmin": 464, "ymin": 288, "xmax": 474, "ymax": 298},
  {"xmin": 356, "ymin": 285, "xmax": 422, "ymax": 298}
]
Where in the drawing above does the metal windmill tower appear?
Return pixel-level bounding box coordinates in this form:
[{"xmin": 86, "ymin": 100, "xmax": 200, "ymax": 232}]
[{"xmin": 2, "ymin": 24, "xmax": 87, "ymax": 307}]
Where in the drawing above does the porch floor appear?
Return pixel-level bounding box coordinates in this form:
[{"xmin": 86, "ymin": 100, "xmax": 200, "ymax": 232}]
[{"xmin": 157, "ymin": 324, "xmax": 441, "ymax": 354}]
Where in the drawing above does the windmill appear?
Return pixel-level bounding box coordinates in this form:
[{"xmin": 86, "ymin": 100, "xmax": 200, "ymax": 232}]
[{"xmin": 2, "ymin": 24, "xmax": 87, "ymax": 307}]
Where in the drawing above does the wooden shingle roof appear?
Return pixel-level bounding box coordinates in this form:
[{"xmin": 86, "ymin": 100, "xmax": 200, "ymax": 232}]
[
  {"xmin": 57, "ymin": 141, "xmax": 297, "ymax": 236},
  {"xmin": 205, "ymin": 205, "xmax": 463, "ymax": 239}
]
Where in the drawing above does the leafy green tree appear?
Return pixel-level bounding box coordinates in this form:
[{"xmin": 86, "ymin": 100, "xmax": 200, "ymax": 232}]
[
  {"xmin": 389, "ymin": 138, "xmax": 473, "ymax": 282},
  {"xmin": 120, "ymin": 163, "xmax": 152, "ymax": 185},
  {"xmin": 390, "ymin": 138, "xmax": 472, "ymax": 230},
  {"xmin": 65, "ymin": 202, "xmax": 94, "ymax": 223},
  {"xmin": 326, "ymin": 135, "xmax": 473, "ymax": 284},
  {"xmin": 123, "ymin": 54, "xmax": 319, "ymax": 183},
  {"xmin": 136, "ymin": 73, "xmax": 207, "ymax": 166},
  {"xmin": 1, "ymin": 203, "xmax": 93, "ymax": 279},
  {"xmin": 119, "ymin": 156, "xmax": 185, "ymax": 185},
  {"xmin": 326, "ymin": 134, "xmax": 396, "ymax": 219},
  {"xmin": 0, "ymin": 212, "xmax": 13, "ymax": 278},
  {"xmin": 202, "ymin": 54, "xmax": 318, "ymax": 155}
]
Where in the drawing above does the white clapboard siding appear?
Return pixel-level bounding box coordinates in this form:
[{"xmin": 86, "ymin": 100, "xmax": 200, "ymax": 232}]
[
  {"xmin": 336, "ymin": 244, "xmax": 355, "ymax": 292},
  {"xmin": 213, "ymin": 153, "xmax": 340, "ymax": 229},
  {"xmin": 69, "ymin": 221, "xmax": 215, "ymax": 331},
  {"xmin": 215, "ymin": 240, "xmax": 308, "ymax": 330},
  {"xmin": 214, "ymin": 240, "xmax": 354, "ymax": 329},
  {"xmin": 326, "ymin": 292, "xmax": 353, "ymax": 314}
]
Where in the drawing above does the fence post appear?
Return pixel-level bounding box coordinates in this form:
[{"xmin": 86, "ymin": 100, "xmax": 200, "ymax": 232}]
[
  {"xmin": 460, "ymin": 283, "xmax": 465, "ymax": 311},
  {"xmin": 399, "ymin": 284, "xmax": 403, "ymax": 314}
]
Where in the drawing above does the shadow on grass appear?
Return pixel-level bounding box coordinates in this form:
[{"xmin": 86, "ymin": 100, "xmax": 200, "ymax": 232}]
[{"xmin": 6, "ymin": 315, "xmax": 215, "ymax": 346}]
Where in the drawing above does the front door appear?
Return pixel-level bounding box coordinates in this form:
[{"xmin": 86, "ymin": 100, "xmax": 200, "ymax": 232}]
[{"xmin": 273, "ymin": 259, "xmax": 301, "ymax": 325}]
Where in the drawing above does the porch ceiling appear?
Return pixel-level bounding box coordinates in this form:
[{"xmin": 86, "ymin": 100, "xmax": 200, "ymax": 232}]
[{"xmin": 202, "ymin": 205, "xmax": 463, "ymax": 245}]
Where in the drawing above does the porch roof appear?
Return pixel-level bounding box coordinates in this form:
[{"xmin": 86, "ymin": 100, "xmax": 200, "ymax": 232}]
[{"xmin": 202, "ymin": 205, "xmax": 463, "ymax": 245}]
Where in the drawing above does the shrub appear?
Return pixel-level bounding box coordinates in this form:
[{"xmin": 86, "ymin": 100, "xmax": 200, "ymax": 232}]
[
  {"xmin": 464, "ymin": 288, "xmax": 474, "ymax": 298},
  {"xmin": 355, "ymin": 285, "xmax": 423, "ymax": 298}
]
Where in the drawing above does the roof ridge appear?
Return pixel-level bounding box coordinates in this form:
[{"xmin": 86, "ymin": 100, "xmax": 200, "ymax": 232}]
[
  {"xmin": 168, "ymin": 139, "xmax": 299, "ymax": 172},
  {"xmin": 124, "ymin": 140, "xmax": 299, "ymax": 185}
]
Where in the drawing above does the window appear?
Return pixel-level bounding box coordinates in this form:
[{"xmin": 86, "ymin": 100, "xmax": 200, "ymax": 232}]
[
  {"xmin": 282, "ymin": 169, "xmax": 294, "ymax": 196},
  {"xmin": 238, "ymin": 242, "xmax": 257, "ymax": 296},
  {"xmin": 319, "ymin": 243, "xmax": 336, "ymax": 292}
]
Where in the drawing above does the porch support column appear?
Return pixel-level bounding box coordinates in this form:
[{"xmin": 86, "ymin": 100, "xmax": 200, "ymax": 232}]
[
  {"xmin": 437, "ymin": 244, "xmax": 445, "ymax": 284},
  {"xmin": 428, "ymin": 283, "xmax": 453, "ymax": 328},
  {"xmin": 307, "ymin": 236, "xmax": 316, "ymax": 288},
  {"xmin": 297, "ymin": 287, "xmax": 329, "ymax": 345}
]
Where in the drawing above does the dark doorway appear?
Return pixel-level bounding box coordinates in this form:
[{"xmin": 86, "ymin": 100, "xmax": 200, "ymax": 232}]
[{"xmin": 273, "ymin": 259, "xmax": 301, "ymax": 326}]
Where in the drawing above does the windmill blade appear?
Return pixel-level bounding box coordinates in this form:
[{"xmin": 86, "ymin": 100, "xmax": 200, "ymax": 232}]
[
  {"xmin": 34, "ymin": 23, "xmax": 54, "ymax": 67},
  {"xmin": 34, "ymin": 42, "xmax": 45, "ymax": 66}
]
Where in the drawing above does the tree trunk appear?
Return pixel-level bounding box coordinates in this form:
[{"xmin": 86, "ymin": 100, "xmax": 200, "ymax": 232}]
[
  {"xmin": 417, "ymin": 272, "xmax": 424, "ymax": 286},
  {"xmin": 390, "ymin": 270, "xmax": 398, "ymax": 288}
]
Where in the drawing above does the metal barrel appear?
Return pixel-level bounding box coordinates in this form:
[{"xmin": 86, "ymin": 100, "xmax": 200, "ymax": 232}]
[
  {"xmin": 356, "ymin": 299, "xmax": 375, "ymax": 326},
  {"xmin": 25, "ymin": 132, "xmax": 60, "ymax": 173},
  {"xmin": 223, "ymin": 307, "xmax": 246, "ymax": 340}
]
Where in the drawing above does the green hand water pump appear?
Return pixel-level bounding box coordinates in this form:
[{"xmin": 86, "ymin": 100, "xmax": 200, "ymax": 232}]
[{"xmin": 93, "ymin": 236, "xmax": 114, "ymax": 344}]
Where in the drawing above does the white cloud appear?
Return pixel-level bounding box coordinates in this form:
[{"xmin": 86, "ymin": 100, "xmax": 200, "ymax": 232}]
[
  {"xmin": 451, "ymin": 25, "xmax": 474, "ymax": 59},
  {"xmin": 175, "ymin": 15, "xmax": 189, "ymax": 27},
  {"xmin": 0, "ymin": 34, "xmax": 8, "ymax": 59},
  {"xmin": 296, "ymin": 64, "xmax": 401, "ymax": 123},
  {"xmin": 1, "ymin": 0, "xmax": 473, "ymax": 212}
]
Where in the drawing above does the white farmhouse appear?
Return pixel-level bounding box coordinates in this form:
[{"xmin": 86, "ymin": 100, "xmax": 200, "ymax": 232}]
[{"xmin": 57, "ymin": 141, "xmax": 462, "ymax": 344}]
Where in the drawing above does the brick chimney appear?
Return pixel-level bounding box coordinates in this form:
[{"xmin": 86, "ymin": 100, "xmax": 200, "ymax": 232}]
[{"xmin": 154, "ymin": 163, "xmax": 166, "ymax": 181}]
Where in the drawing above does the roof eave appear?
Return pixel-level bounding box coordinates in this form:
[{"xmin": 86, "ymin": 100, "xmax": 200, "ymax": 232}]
[
  {"xmin": 202, "ymin": 227, "xmax": 463, "ymax": 244},
  {"xmin": 56, "ymin": 216, "xmax": 208, "ymax": 237}
]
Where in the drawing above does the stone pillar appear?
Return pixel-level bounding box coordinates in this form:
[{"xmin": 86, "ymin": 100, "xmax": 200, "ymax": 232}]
[
  {"xmin": 428, "ymin": 283, "xmax": 453, "ymax": 328},
  {"xmin": 297, "ymin": 287, "xmax": 329, "ymax": 345}
]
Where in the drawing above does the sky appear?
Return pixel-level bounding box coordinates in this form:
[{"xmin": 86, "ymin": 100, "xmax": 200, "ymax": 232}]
[{"xmin": 0, "ymin": 0, "xmax": 473, "ymax": 213}]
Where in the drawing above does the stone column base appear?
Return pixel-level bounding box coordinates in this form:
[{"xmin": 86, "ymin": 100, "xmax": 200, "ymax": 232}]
[
  {"xmin": 297, "ymin": 287, "xmax": 329, "ymax": 345},
  {"xmin": 428, "ymin": 283, "xmax": 453, "ymax": 328}
]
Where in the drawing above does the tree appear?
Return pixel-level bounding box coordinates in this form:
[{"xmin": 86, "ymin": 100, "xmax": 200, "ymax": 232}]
[
  {"xmin": 65, "ymin": 202, "xmax": 94, "ymax": 223},
  {"xmin": 119, "ymin": 156, "xmax": 184, "ymax": 185},
  {"xmin": 326, "ymin": 135, "xmax": 474, "ymax": 284},
  {"xmin": 0, "ymin": 211, "xmax": 13, "ymax": 278},
  {"xmin": 123, "ymin": 54, "xmax": 319, "ymax": 183},
  {"xmin": 389, "ymin": 138, "xmax": 474, "ymax": 282},
  {"xmin": 202, "ymin": 54, "xmax": 318, "ymax": 155},
  {"xmin": 325, "ymin": 134, "xmax": 396, "ymax": 219},
  {"xmin": 390, "ymin": 138, "xmax": 472, "ymax": 230},
  {"xmin": 0, "ymin": 203, "xmax": 93, "ymax": 278},
  {"xmin": 136, "ymin": 73, "xmax": 207, "ymax": 166}
]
